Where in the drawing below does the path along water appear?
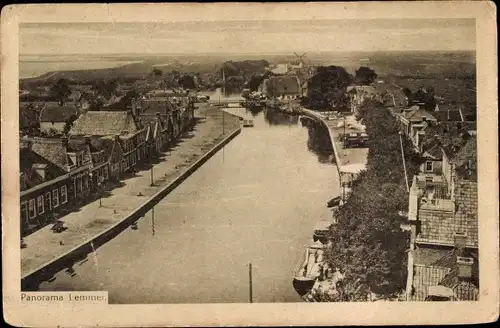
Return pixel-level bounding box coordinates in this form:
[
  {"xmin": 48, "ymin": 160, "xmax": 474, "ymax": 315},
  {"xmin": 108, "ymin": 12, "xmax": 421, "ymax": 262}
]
[{"xmin": 38, "ymin": 107, "xmax": 340, "ymax": 304}]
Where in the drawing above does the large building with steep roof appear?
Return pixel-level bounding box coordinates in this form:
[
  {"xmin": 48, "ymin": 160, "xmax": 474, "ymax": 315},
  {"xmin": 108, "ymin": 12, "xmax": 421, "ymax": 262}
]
[{"xmin": 70, "ymin": 110, "xmax": 146, "ymax": 172}]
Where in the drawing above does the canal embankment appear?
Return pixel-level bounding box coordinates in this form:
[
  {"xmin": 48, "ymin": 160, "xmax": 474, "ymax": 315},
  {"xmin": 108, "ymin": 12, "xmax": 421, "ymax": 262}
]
[
  {"xmin": 21, "ymin": 105, "xmax": 241, "ymax": 289},
  {"xmin": 300, "ymin": 108, "xmax": 368, "ymax": 178}
]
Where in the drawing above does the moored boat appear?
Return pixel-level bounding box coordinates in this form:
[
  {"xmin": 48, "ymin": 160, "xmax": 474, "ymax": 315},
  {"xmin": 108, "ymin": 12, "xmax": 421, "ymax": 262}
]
[
  {"xmin": 312, "ymin": 219, "xmax": 334, "ymax": 243},
  {"xmin": 242, "ymin": 119, "xmax": 254, "ymax": 127},
  {"xmin": 292, "ymin": 241, "xmax": 326, "ymax": 296}
]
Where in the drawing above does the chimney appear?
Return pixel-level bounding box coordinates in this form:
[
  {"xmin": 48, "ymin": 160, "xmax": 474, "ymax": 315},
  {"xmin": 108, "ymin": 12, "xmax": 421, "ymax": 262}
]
[
  {"xmin": 454, "ymin": 232, "xmax": 467, "ymax": 255},
  {"xmin": 456, "ymin": 256, "xmax": 474, "ymax": 279},
  {"xmin": 114, "ymin": 134, "xmax": 121, "ymax": 142}
]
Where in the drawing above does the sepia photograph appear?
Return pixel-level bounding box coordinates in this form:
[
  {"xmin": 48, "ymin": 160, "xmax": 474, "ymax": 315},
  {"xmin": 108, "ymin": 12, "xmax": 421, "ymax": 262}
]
[{"xmin": 2, "ymin": 2, "xmax": 498, "ymax": 326}]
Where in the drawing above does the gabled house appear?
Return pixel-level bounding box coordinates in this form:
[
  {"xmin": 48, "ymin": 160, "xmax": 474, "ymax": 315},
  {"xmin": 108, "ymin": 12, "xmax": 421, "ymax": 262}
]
[
  {"xmin": 138, "ymin": 97, "xmax": 176, "ymax": 153},
  {"xmin": 39, "ymin": 102, "xmax": 79, "ymax": 135},
  {"xmin": 20, "ymin": 136, "xmax": 93, "ymax": 235},
  {"xmin": 69, "ymin": 110, "xmax": 146, "ymax": 173},
  {"xmin": 68, "ymin": 135, "xmax": 123, "ymax": 185},
  {"xmin": 265, "ymin": 75, "xmax": 302, "ymax": 100},
  {"xmin": 397, "ymin": 106, "xmax": 438, "ymax": 148}
]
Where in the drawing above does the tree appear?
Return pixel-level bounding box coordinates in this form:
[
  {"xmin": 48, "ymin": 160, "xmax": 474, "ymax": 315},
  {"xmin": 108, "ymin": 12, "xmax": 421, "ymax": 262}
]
[
  {"xmin": 304, "ymin": 66, "xmax": 352, "ymax": 111},
  {"xmin": 50, "ymin": 78, "xmax": 71, "ymax": 105},
  {"xmin": 354, "ymin": 66, "xmax": 378, "ymax": 85},
  {"xmin": 91, "ymin": 79, "xmax": 118, "ymax": 100},
  {"xmin": 153, "ymin": 68, "xmax": 163, "ymax": 77},
  {"xmin": 178, "ymin": 75, "xmax": 196, "ymax": 90},
  {"xmin": 63, "ymin": 114, "xmax": 79, "ymax": 135},
  {"xmin": 324, "ymin": 98, "xmax": 421, "ymax": 301}
]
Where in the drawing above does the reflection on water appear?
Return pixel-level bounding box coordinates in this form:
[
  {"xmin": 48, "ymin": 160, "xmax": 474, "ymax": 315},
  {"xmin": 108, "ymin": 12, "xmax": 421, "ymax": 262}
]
[
  {"xmin": 264, "ymin": 108, "xmax": 299, "ymax": 126},
  {"xmin": 302, "ymin": 117, "xmax": 334, "ymax": 164},
  {"xmin": 245, "ymin": 106, "xmax": 264, "ymax": 117},
  {"xmin": 199, "ymin": 88, "xmax": 242, "ymax": 100}
]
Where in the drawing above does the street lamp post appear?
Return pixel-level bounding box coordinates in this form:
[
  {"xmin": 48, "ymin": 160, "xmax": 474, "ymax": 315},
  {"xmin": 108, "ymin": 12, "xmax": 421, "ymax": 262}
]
[
  {"xmin": 98, "ymin": 176, "xmax": 104, "ymax": 207},
  {"xmin": 150, "ymin": 163, "xmax": 154, "ymax": 187}
]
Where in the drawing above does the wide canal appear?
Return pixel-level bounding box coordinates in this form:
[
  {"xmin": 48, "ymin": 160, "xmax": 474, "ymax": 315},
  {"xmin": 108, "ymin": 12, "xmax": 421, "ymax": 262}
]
[{"xmin": 38, "ymin": 106, "xmax": 340, "ymax": 303}]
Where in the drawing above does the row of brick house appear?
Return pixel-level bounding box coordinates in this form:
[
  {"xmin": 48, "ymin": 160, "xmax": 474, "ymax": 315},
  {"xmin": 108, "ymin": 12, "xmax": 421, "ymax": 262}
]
[
  {"xmin": 19, "ymin": 91, "xmax": 195, "ymax": 236},
  {"xmin": 392, "ymin": 103, "xmax": 479, "ymax": 301}
]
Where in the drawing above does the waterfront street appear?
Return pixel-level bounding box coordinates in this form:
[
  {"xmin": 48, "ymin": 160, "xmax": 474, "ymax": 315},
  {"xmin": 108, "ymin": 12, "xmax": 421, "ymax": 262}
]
[{"xmin": 21, "ymin": 105, "xmax": 240, "ymax": 277}]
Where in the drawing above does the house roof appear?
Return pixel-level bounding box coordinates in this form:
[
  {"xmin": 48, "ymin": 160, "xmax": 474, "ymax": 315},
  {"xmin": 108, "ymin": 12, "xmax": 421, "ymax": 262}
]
[
  {"xmin": 29, "ymin": 138, "xmax": 69, "ymax": 171},
  {"xmin": 20, "ymin": 146, "xmax": 66, "ymax": 190},
  {"xmin": 439, "ymin": 267, "xmax": 479, "ymax": 301},
  {"xmin": 402, "ymin": 106, "xmax": 438, "ymax": 122},
  {"xmin": 140, "ymin": 99, "xmax": 175, "ymax": 115},
  {"xmin": 412, "ymin": 249, "xmax": 453, "ymax": 301},
  {"xmin": 431, "ymin": 110, "xmax": 463, "ymax": 122},
  {"xmin": 266, "ymin": 76, "xmax": 301, "ymax": 95},
  {"xmin": 416, "ymin": 180, "xmax": 478, "ymax": 248},
  {"xmin": 412, "ymin": 247, "xmax": 478, "ymax": 301},
  {"xmin": 70, "ymin": 111, "xmax": 141, "ymax": 136},
  {"xmin": 40, "ymin": 103, "xmax": 78, "ymax": 123}
]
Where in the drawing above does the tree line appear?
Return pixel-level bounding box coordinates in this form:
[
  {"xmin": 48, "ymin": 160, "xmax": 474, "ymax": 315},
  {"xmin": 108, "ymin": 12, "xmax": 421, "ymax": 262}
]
[{"xmin": 322, "ymin": 99, "xmax": 421, "ymax": 301}]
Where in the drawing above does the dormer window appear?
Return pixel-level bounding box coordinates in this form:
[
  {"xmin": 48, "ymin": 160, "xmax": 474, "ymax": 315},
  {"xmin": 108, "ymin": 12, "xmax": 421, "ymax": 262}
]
[{"xmin": 425, "ymin": 161, "xmax": 434, "ymax": 172}]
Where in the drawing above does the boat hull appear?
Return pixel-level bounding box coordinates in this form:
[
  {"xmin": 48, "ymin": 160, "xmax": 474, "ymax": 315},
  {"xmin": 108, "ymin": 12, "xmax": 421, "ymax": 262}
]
[{"xmin": 293, "ymin": 277, "xmax": 316, "ymax": 297}]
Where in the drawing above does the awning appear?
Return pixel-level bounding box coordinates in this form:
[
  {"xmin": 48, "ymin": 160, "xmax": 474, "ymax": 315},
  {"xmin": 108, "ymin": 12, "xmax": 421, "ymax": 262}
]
[
  {"xmin": 340, "ymin": 163, "xmax": 366, "ymax": 174},
  {"xmin": 428, "ymin": 285, "xmax": 455, "ymax": 298}
]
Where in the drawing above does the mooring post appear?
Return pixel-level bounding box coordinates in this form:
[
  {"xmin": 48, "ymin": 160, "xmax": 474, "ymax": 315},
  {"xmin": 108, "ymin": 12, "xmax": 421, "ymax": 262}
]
[{"xmin": 249, "ymin": 262, "xmax": 253, "ymax": 303}]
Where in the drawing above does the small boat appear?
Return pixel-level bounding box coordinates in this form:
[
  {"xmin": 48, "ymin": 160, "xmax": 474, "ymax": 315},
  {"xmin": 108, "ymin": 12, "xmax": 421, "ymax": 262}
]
[
  {"xmin": 292, "ymin": 241, "xmax": 326, "ymax": 296},
  {"xmin": 327, "ymin": 196, "xmax": 342, "ymax": 208},
  {"xmin": 242, "ymin": 119, "xmax": 254, "ymax": 127},
  {"xmin": 313, "ymin": 220, "xmax": 334, "ymax": 243}
]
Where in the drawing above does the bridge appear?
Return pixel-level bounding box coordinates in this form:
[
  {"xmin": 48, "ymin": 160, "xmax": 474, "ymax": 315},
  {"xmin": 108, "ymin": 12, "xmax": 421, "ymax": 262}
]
[{"xmin": 207, "ymin": 98, "xmax": 245, "ymax": 106}]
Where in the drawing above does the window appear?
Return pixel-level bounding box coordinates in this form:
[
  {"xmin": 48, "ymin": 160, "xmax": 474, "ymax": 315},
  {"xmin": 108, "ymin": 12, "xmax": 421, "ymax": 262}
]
[
  {"xmin": 103, "ymin": 166, "xmax": 109, "ymax": 180},
  {"xmin": 78, "ymin": 176, "xmax": 83, "ymax": 192},
  {"xmin": 37, "ymin": 195, "xmax": 44, "ymax": 214},
  {"xmin": 21, "ymin": 201, "xmax": 28, "ymax": 224},
  {"xmin": 60, "ymin": 186, "xmax": 67, "ymax": 204},
  {"xmin": 83, "ymin": 175, "xmax": 89, "ymax": 189},
  {"xmin": 425, "ymin": 161, "xmax": 433, "ymax": 172},
  {"xmin": 28, "ymin": 199, "xmax": 36, "ymax": 218},
  {"xmin": 52, "ymin": 189, "xmax": 59, "ymax": 207},
  {"xmin": 45, "ymin": 192, "xmax": 52, "ymax": 211}
]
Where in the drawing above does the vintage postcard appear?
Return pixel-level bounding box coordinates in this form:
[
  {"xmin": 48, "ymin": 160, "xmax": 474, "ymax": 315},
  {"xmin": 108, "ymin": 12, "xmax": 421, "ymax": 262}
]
[{"xmin": 1, "ymin": 2, "xmax": 498, "ymax": 327}]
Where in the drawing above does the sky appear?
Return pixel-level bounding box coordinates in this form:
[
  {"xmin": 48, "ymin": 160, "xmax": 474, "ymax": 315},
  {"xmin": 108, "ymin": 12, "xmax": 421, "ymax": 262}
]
[{"xmin": 19, "ymin": 19, "xmax": 476, "ymax": 55}]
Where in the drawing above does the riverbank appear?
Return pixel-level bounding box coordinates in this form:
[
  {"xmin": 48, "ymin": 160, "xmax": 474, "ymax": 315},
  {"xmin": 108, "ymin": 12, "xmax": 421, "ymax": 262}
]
[
  {"xmin": 300, "ymin": 108, "xmax": 368, "ymax": 175},
  {"xmin": 21, "ymin": 105, "xmax": 241, "ymax": 287}
]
